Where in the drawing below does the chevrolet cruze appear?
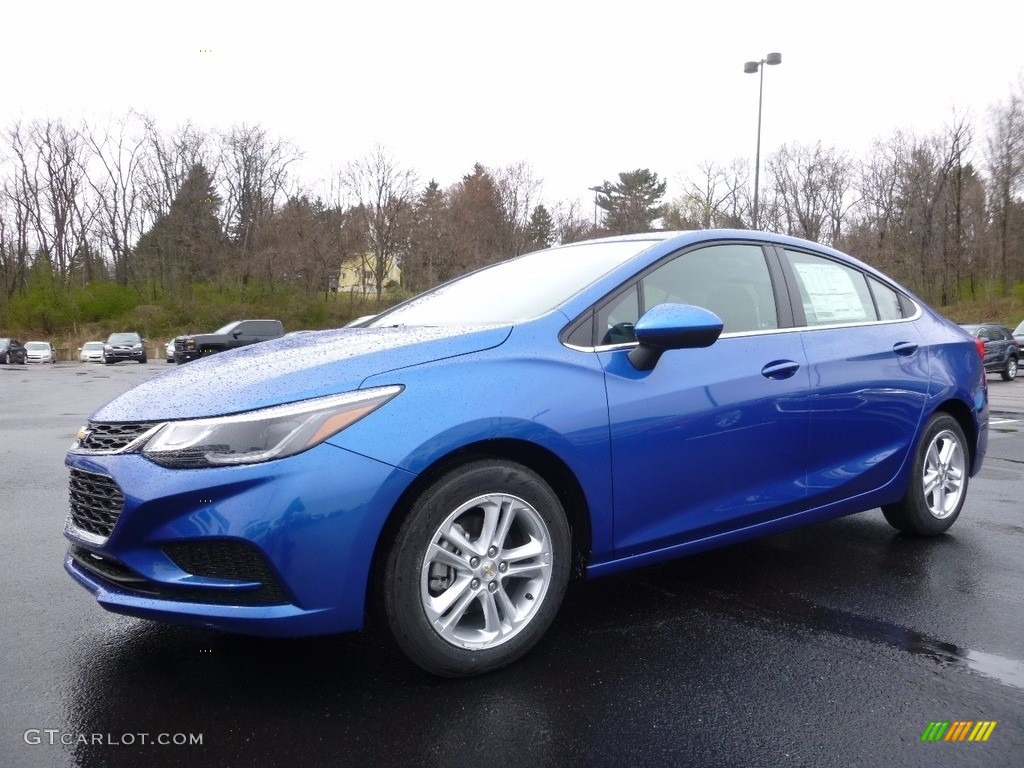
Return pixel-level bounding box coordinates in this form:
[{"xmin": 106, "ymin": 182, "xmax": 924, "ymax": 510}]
[{"xmin": 63, "ymin": 230, "xmax": 988, "ymax": 676}]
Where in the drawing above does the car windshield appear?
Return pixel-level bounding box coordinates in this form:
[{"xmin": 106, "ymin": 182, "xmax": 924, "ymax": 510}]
[
  {"xmin": 214, "ymin": 321, "xmax": 242, "ymax": 335},
  {"xmin": 108, "ymin": 333, "xmax": 139, "ymax": 344},
  {"xmin": 368, "ymin": 239, "xmax": 660, "ymax": 327},
  {"xmin": 26, "ymin": 342, "xmax": 49, "ymax": 350},
  {"xmin": 1014, "ymin": 319, "xmax": 1024, "ymax": 335},
  {"xmin": 84, "ymin": 342, "xmax": 104, "ymax": 349}
]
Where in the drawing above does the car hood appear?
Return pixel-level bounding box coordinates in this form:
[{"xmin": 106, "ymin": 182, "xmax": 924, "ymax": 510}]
[{"xmin": 91, "ymin": 325, "xmax": 513, "ymax": 421}]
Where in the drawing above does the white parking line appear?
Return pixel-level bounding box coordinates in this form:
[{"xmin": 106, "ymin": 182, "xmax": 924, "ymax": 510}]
[{"xmin": 990, "ymin": 418, "xmax": 1020, "ymax": 425}]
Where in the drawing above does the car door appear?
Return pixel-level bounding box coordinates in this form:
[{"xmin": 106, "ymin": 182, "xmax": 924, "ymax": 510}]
[
  {"xmin": 777, "ymin": 247, "xmax": 929, "ymax": 507},
  {"xmin": 600, "ymin": 242, "xmax": 811, "ymax": 557}
]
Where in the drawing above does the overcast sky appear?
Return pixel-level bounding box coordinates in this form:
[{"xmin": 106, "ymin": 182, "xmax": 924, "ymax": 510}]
[{"xmin": 3, "ymin": 0, "xmax": 1022, "ymax": 210}]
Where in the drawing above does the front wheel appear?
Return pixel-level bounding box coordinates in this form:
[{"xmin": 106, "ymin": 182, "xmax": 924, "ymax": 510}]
[
  {"xmin": 882, "ymin": 413, "xmax": 969, "ymax": 535},
  {"xmin": 380, "ymin": 460, "xmax": 571, "ymax": 677},
  {"xmin": 3, "ymin": 352, "xmax": 9, "ymax": 364},
  {"xmin": 1002, "ymin": 356, "xmax": 1017, "ymax": 381}
]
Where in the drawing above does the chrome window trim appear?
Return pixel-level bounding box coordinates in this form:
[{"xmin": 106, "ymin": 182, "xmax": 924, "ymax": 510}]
[{"xmin": 564, "ymin": 302, "xmax": 922, "ymax": 354}]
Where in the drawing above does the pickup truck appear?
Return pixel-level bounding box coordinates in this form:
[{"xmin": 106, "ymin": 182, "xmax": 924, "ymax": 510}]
[{"xmin": 173, "ymin": 319, "xmax": 285, "ymax": 364}]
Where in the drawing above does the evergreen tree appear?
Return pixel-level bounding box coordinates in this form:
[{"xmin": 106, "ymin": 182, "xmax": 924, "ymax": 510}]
[
  {"xmin": 593, "ymin": 169, "xmax": 667, "ymax": 234},
  {"xmin": 447, "ymin": 164, "xmax": 509, "ymax": 277},
  {"xmin": 525, "ymin": 204, "xmax": 554, "ymax": 252},
  {"xmin": 405, "ymin": 180, "xmax": 451, "ymax": 291},
  {"xmin": 135, "ymin": 164, "xmax": 223, "ymax": 292}
]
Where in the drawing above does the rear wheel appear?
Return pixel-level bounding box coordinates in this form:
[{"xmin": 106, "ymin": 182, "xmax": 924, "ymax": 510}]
[
  {"xmin": 882, "ymin": 413, "xmax": 969, "ymax": 535},
  {"xmin": 1002, "ymin": 356, "xmax": 1017, "ymax": 381},
  {"xmin": 381, "ymin": 460, "xmax": 571, "ymax": 677}
]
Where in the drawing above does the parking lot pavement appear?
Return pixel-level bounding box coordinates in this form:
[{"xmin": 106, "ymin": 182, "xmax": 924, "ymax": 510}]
[
  {"xmin": 2, "ymin": 363, "xmax": 1022, "ymax": 768},
  {"xmin": 987, "ymin": 373, "xmax": 1024, "ymax": 415}
]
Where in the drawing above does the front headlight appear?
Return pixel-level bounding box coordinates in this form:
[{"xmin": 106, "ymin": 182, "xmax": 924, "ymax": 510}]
[{"xmin": 142, "ymin": 385, "xmax": 402, "ymax": 468}]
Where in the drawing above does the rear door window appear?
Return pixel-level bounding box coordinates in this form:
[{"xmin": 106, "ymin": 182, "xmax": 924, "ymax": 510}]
[{"xmin": 783, "ymin": 250, "xmax": 878, "ymax": 326}]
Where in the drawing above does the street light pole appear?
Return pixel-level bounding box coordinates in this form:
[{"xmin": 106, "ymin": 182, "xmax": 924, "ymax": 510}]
[
  {"xmin": 588, "ymin": 185, "xmax": 604, "ymax": 229},
  {"xmin": 744, "ymin": 52, "xmax": 781, "ymax": 230}
]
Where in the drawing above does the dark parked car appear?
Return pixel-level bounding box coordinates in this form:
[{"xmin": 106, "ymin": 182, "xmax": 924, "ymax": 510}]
[
  {"xmin": 64, "ymin": 230, "xmax": 988, "ymax": 677},
  {"xmin": 959, "ymin": 323, "xmax": 1018, "ymax": 381},
  {"xmin": 103, "ymin": 332, "xmax": 147, "ymax": 364},
  {"xmin": 174, "ymin": 319, "xmax": 284, "ymax": 364},
  {"xmin": 0, "ymin": 337, "xmax": 27, "ymax": 364}
]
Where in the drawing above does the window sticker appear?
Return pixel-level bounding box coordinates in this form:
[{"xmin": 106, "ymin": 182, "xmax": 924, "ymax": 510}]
[{"xmin": 793, "ymin": 262, "xmax": 869, "ymax": 323}]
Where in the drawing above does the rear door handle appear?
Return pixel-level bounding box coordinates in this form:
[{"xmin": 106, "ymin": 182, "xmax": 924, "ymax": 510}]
[
  {"xmin": 761, "ymin": 360, "xmax": 800, "ymax": 380},
  {"xmin": 893, "ymin": 341, "xmax": 918, "ymax": 356}
]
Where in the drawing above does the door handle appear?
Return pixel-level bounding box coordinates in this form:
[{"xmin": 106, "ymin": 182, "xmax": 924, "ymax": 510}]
[
  {"xmin": 761, "ymin": 360, "xmax": 800, "ymax": 380},
  {"xmin": 893, "ymin": 341, "xmax": 918, "ymax": 356}
]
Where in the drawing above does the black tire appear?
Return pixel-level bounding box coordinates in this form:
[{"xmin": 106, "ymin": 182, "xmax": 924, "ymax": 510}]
[
  {"xmin": 140, "ymin": 356, "xmax": 147, "ymax": 364},
  {"xmin": 1002, "ymin": 356, "xmax": 1017, "ymax": 381},
  {"xmin": 104, "ymin": 357, "xmax": 113, "ymax": 365},
  {"xmin": 380, "ymin": 459, "xmax": 571, "ymax": 677},
  {"xmin": 882, "ymin": 413, "xmax": 969, "ymax": 535},
  {"xmin": 3, "ymin": 352, "xmax": 9, "ymax": 364}
]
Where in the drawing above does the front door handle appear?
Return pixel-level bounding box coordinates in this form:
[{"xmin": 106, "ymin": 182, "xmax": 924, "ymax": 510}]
[
  {"xmin": 761, "ymin": 360, "xmax": 800, "ymax": 380},
  {"xmin": 893, "ymin": 341, "xmax": 918, "ymax": 356}
]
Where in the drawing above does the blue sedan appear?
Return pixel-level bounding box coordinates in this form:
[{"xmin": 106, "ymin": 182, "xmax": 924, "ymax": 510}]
[{"xmin": 63, "ymin": 230, "xmax": 988, "ymax": 676}]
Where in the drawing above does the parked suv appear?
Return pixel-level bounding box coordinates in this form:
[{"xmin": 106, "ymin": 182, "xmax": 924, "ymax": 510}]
[
  {"xmin": 104, "ymin": 332, "xmax": 147, "ymax": 364},
  {"xmin": 960, "ymin": 323, "xmax": 1019, "ymax": 381},
  {"xmin": 174, "ymin": 319, "xmax": 284, "ymax": 364}
]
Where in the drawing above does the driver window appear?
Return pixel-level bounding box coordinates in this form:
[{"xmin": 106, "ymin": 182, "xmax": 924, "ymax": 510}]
[
  {"xmin": 643, "ymin": 244, "xmax": 778, "ymax": 334},
  {"xmin": 593, "ymin": 244, "xmax": 778, "ymax": 345}
]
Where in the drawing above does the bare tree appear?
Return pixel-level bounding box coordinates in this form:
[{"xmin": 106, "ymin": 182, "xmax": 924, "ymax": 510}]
[
  {"xmin": 85, "ymin": 113, "xmax": 147, "ymax": 285},
  {"xmin": 765, "ymin": 142, "xmax": 853, "ymax": 245},
  {"xmin": 666, "ymin": 160, "xmax": 747, "ymax": 229},
  {"xmin": 3, "ymin": 119, "xmax": 93, "ymax": 282},
  {"xmin": 343, "ymin": 145, "xmax": 418, "ymax": 299},
  {"xmin": 551, "ymin": 199, "xmax": 594, "ymax": 244},
  {"xmin": 984, "ymin": 81, "xmax": 1024, "ymax": 293},
  {"xmin": 494, "ymin": 161, "xmax": 542, "ymax": 256},
  {"xmin": 219, "ymin": 124, "xmax": 300, "ymax": 285}
]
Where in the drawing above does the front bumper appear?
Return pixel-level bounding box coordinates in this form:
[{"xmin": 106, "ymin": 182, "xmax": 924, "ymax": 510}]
[
  {"xmin": 105, "ymin": 348, "xmax": 145, "ymax": 362},
  {"xmin": 63, "ymin": 441, "xmax": 415, "ymax": 636}
]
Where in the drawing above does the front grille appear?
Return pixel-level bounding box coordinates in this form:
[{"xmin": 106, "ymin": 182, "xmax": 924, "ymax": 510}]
[
  {"xmin": 69, "ymin": 469, "xmax": 125, "ymax": 539},
  {"xmin": 79, "ymin": 422, "xmax": 155, "ymax": 452}
]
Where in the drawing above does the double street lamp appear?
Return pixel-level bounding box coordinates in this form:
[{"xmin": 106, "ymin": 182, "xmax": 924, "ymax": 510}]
[{"xmin": 743, "ymin": 51, "xmax": 782, "ymax": 229}]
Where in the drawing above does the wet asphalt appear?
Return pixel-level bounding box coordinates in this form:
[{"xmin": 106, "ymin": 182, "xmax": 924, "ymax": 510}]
[{"xmin": 1, "ymin": 362, "xmax": 1022, "ymax": 768}]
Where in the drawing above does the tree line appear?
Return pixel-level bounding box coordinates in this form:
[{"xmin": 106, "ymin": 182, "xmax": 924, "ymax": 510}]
[{"xmin": 2, "ymin": 77, "xmax": 1023, "ymax": 336}]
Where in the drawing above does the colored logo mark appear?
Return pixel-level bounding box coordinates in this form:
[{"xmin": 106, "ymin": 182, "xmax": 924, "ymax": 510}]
[{"xmin": 921, "ymin": 721, "xmax": 997, "ymax": 742}]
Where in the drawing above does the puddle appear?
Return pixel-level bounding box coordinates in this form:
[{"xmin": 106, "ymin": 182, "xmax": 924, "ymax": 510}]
[{"xmin": 706, "ymin": 588, "xmax": 1024, "ymax": 690}]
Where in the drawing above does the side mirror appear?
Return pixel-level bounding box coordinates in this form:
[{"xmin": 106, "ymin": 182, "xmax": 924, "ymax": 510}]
[{"xmin": 628, "ymin": 303, "xmax": 723, "ymax": 371}]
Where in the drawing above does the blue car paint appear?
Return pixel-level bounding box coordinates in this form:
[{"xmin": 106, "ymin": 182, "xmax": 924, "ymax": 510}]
[{"xmin": 63, "ymin": 230, "xmax": 989, "ymax": 638}]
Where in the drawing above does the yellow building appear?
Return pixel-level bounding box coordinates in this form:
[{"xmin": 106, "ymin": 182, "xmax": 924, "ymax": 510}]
[{"xmin": 337, "ymin": 254, "xmax": 402, "ymax": 293}]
